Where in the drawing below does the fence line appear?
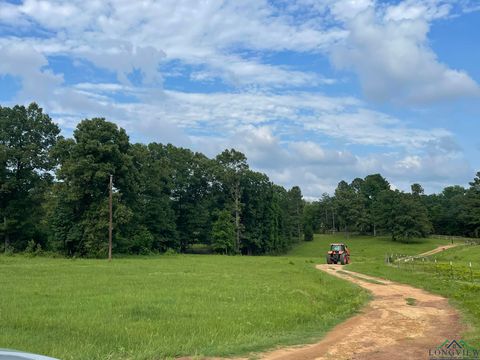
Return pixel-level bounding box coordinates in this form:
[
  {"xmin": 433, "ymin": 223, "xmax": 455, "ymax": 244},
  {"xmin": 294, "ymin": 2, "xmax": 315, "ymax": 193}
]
[
  {"xmin": 385, "ymin": 253, "xmax": 480, "ymax": 283},
  {"xmin": 430, "ymin": 234, "xmax": 480, "ymax": 245}
]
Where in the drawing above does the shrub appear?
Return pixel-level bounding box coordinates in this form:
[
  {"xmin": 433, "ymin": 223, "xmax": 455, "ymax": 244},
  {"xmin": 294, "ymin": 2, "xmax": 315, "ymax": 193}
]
[
  {"xmin": 304, "ymin": 225, "xmax": 314, "ymax": 242},
  {"xmin": 164, "ymin": 248, "xmax": 178, "ymax": 256}
]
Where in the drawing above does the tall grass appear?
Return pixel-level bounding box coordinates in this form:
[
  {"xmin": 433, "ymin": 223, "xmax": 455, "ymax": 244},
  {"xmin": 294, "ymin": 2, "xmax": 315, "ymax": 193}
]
[{"xmin": 0, "ymin": 254, "xmax": 368, "ymax": 359}]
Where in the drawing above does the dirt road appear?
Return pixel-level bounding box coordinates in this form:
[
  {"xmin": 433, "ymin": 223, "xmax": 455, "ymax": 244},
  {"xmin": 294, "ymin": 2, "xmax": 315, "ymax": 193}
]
[
  {"xmin": 181, "ymin": 244, "xmax": 464, "ymax": 360},
  {"xmin": 416, "ymin": 243, "xmax": 460, "ymax": 257},
  {"xmin": 261, "ymin": 265, "xmax": 463, "ymax": 360}
]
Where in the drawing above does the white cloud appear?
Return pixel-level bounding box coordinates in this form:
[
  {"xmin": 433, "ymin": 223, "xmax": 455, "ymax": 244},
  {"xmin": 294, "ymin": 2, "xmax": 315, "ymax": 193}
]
[
  {"xmin": 0, "ymin": 44, "xmax": 63, "ymax": 102},
  {"xmin": 329, "ymin": 0, "xmax": 480, "ymax": 104},
  {"xmin": 0, "ymin": 0, "xmax": 344, "ymax": 89},
  {"xmin": 303, "ymin": 109, "xmax": 451, "ymax": 147},
  {"xmin": 0, "ymin": 0, "xmax": 477, "ymax": 197},
  {"xmin": 2, "ymin": 0, "xmax": 478, "ymax": 98}
]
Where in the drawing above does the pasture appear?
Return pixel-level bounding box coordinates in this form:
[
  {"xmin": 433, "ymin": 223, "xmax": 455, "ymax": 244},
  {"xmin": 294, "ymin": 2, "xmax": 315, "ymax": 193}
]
[
  {"xmin": 0, "ymin": 253, "xmax": 367, "ymax": 360},
  {"xmin": 4, "ymin": 234, "xmax": 479, "ymax": 359}
]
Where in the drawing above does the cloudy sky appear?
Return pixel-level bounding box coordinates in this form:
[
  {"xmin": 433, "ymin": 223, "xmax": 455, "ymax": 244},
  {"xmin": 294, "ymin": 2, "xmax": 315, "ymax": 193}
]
[{"xmin": 1, "ymin": 0, "xmax": 479, "ymax": 198}]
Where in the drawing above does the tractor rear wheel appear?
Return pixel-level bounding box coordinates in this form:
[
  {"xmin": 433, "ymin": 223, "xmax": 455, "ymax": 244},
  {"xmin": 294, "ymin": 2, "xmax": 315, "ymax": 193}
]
[
  {"xmin": 326, "ymin": 255, "xmax": 331, "ymax": 264},
  {"xmin": 340, "ymin": 254, "xmax": 346, "ymax": 265}
]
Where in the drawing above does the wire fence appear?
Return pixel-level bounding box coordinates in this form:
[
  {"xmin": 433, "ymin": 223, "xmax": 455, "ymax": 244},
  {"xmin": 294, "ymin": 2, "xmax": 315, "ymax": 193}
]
[
  {"xmin": 429, "ymin": 234, "xmax": 480, "ymax": 245},
  {"xmin": 385, "ymin": 252, "xmax": 480, "ymax": 283}
]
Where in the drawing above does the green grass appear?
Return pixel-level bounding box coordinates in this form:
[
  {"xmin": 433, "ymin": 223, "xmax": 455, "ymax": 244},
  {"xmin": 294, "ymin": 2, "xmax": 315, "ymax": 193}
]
[
  {"xmin": 6, "ymin": 234, "xmax": 473, "ymax": 359},
  {"xmin": 405, "ymin": 297, "xmax": 417, "ymax": 306},
  {"xmin": 291, "ymin": 234, "xmax": 480, "ymax": 345},
  {"xmin": 433, "ymin": 244, "xmax": 480, "ymax": 263},
  {"xmin": 0, "ymin": 254, "xmax": 368, "ymax": 360},
  {"xmin": 288, "ymin": 233, "xmax": 450, "ymax": 261}
]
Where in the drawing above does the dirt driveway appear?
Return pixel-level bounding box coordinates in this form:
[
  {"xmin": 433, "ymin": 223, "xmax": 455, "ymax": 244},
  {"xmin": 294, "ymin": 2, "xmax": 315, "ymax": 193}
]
[
  {"xmin": 181, "ymin": 244, "xmax": 464, "ymax": 360},
  {"xmin": 261, "ymin": 264, "xmax": 463, "ymax": 360}
]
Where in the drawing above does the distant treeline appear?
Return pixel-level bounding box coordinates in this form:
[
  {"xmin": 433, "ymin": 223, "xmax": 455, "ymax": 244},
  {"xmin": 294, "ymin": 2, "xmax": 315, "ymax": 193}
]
[
  {"xmin": 2, "ymin": 103, "xmax": 479, "ymax": 257},
  {"xmin": 304, "ymin": 173, "xmax": 480, "ymax": 241},
  {"xmin": 0, "ymin": 103, "xmax": 304, "ymax": 257}
]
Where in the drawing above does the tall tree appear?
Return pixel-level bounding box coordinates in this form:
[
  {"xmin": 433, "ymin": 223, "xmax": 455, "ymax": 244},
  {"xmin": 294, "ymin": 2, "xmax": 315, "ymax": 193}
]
[
  {"xmin": 215, "ymin": 149, "xmax": 248, "ymax": 254},
  {"xmin": 211, "ymin": 210, "xmax": 236, "ymax": 254},
  {"xmin": 166, "ymin": 145, "xmax": 214, "ymax": 251},
  {"xmin": 0, "ymin": 103, "xmax": 60, "ymax": 251},
  {"xmin": 424, "ymin": 186, "xmax": 466, "ymax": 235},
  {"xmin": 376, "ymin": 190, "xmax": 432, "ymax": 241},
  {"xmin": 411, "ymin": 183, "xmax": 424, "ymax": 196},
  {"xmin": 287, "ymin": 186, "xmax": 304, "ymax": 241},
  {"xmin": 51, "ymin": 118, "xmax": 135, "ymax": 256},
  {"xmin": 128, "ymin": 143, "xmax": 177, "ymax": 252},
  {"xmin": 334, "ymin": 180, "xmax": 361, "ymax": 233},
  {"xmin": 464, "ymin": 172, "xmax": 480, "ymax": 237},
  {"xmin": 362, "ymin": 174, "xmax": 390, "ymax": 236}
]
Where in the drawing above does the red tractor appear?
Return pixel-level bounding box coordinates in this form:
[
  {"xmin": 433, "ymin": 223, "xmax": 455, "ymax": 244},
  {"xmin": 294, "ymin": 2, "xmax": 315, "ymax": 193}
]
[{"xmin": 326, "ymin": 243, "xmax": 350, "ymax": 265}]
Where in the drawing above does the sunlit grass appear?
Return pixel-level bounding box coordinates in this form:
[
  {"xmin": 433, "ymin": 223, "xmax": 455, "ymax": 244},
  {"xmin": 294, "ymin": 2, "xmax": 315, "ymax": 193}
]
[{"xmin": 0, "ymin": 254, "xmax": 368, "ymax": 360}]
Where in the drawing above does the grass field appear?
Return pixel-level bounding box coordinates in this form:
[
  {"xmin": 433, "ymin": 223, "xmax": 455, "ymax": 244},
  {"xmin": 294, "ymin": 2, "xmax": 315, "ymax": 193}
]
[
  {"xmin": 0, "ymin": 254, "xmax": 368, "ymax": 360},
  {"xmin": 289, "ymin": 233, "xmax": 450, "ymax": 260},
  {"xmin": 4, "ymin": 234, "xmax": 478, "ymax": 359}
]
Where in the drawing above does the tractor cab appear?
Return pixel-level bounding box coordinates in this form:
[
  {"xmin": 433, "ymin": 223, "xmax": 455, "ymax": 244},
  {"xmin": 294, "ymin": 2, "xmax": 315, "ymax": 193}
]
[{"xmin": 326, "ymin": 243, "xmax": 350, "ymax": 265}]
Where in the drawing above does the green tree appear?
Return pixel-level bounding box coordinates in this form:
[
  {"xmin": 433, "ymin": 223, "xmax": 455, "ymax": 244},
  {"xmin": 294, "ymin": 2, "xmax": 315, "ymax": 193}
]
[
  {"xmin": 304, "ymin": 224, "xmax": 314, "ymax": 241},
  {"xmin": 411, "ymin": 183, "xmax": 424, "ymax": 196},
  {"xmin": 376, "ymin": 190, "xmax": 432, "ymax": 241},
  {"xmin": 287, "ymin": 186, "xmax": 304, "ymax": 241},
  {"xmin": 303, "ymin": 201, "xmax": 321, "ymax": 234},
  {"xmin": 463, "ymin": 172, "xmax": 480, "ymax": 237},
  {"xmin": 334, "ymin": 180, "xmax": 361, "ymax": 233},
  {"xmin": 424, "ymin": 186, "xmax": 466, "ymax": 235},
  {"xmin": 130, "ymin": 143, "xmax": 177, "ymax": 252},
  {"xmin": 211, "ymin": 210, "xmax": 236, "ymax": 254},
  {"xmin": 362, "ymin": 174, "xmax": 390, "ymax": 236},
  {"xmin": 215, "ymin": 149, "xmax": 248, "ymax": 254},
  {"xmin": 51, "ymin": 118, "xmax": 135, "ymax": 256},
  {"xmin": 240, "ymin": 170, "xmax": 270, "ymax": 254},
  {"xmin": 270, "ymin": 185, "xmax": 293, "ymax": 252},
  {"xmin": 0, "ymin": 103, "xmax": 60, "ymax": 251},
  {"xmin": 166, "ymin": 145, "xmax": 215, "ymax": 251}
]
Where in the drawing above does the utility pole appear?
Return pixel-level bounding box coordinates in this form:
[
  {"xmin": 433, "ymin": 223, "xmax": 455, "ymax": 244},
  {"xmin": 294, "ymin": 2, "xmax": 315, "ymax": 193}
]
[{"xmin": 108, "ymin": 174, "xmax": 113, "ymax": 261}]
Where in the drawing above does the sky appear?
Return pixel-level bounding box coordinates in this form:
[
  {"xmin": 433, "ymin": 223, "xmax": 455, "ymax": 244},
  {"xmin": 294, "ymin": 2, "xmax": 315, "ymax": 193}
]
[{"xmin": 0, "ymin": 0, "xmax": 479, "ymax": 198}]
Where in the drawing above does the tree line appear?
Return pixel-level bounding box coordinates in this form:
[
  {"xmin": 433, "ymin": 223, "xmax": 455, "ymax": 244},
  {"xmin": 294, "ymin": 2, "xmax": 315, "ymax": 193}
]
[
  {"xmin": 304, "ymin": 173, "xmax": 480, "ymax": 241},
  {"xmin": 2, "ymin": 103, "xmax": 479, "ymax": 255},
  {"xmin": 1, "ymin": 103, "xmax": 304, "ymax": 257}
]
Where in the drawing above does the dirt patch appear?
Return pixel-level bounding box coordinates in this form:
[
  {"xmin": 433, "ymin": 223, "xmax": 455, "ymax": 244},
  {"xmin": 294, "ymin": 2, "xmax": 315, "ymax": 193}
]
[
  {"xmin": 260, "ymin": 265, "xmax": 463, "ymax": 360},
  {"xmin": 417, "ymin": 243, "xmax": 461, "ymax": 257}
]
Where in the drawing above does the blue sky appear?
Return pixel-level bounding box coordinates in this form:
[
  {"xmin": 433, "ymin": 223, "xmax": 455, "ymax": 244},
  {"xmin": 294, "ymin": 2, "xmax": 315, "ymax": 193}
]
[{"xmin": 0, "ymin": 0, "xmax": 479, "ymax": 198}]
